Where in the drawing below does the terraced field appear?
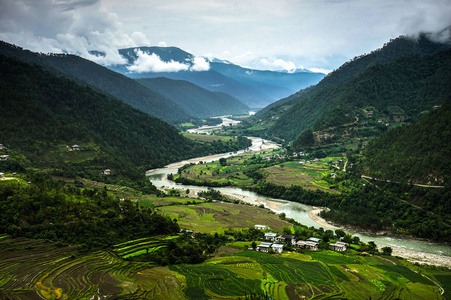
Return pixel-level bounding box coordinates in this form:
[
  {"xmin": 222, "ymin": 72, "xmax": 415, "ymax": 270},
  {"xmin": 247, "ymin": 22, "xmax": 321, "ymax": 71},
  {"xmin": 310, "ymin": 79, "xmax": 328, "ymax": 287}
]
[
  {"xmin": 113, "ymin": 235, "xmax": 179, "ymax": 259},
  {"xmin": 0, "ymin": 234, "xmax": 448, "ymax": 299}
]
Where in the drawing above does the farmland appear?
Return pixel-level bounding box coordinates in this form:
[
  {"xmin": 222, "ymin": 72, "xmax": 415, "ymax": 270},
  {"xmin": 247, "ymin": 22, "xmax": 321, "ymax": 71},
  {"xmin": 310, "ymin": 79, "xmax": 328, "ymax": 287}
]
[
  {"xmin": 0, "ymin": 230, "xmax": 449, "ymax": 299},
  {"xmin": 173, "ymin": 151, "xmax": 343, "ymax": 193}
]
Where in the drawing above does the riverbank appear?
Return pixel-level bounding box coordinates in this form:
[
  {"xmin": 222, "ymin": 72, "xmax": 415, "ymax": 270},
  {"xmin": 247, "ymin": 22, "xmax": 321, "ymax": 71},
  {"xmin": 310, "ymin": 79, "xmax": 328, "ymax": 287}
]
[{"xmin": 309, "ymin": 207, "xmax": 451, "ymax": 268}]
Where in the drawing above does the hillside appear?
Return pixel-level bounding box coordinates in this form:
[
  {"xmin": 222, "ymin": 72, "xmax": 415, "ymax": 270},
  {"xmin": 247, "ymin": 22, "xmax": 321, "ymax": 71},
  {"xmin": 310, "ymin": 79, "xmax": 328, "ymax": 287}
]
[
  {"xmin": 241, "ymin": 35, "xmax": 451, "ymax": 143},
  {"xmin": 108, "ymin": 46, "xmax": 325, "ymax": 107},
  {"xmin": 136, "ymin": 77, "xmax": 249, "ymax": 118},
  {"xmin": 0, "ymin": 41, "xmax": 192, "ymax": 124},
  {"xmin": 0, "ymin": 55, "xmax": 251, "ymax": 183},
  {"xmin": 362, "ymin": 100, "xmax": 451, "ymax": 186}
]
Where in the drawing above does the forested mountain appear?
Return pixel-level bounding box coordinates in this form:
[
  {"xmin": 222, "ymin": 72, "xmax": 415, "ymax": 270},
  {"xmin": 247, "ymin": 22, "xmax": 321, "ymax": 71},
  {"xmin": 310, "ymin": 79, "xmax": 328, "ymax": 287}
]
[
  {"xmin": 136, "ymin": 77, "xmax": 249, "ymax": 118},
  {"xmin": 107, "ymin": 46, "xmax": 325, "ymax": 107},
  {"xmin": 362, "ymin": 100, "xmax": 451, "ymax": 186},
  {"xmin": 0, "ymin": 55, "xmax": 250, "ymax": 183},
  {"xmin": 242, "ymin": 34, "xmax": 451, "ymax": 143},
  {"xmin": 0, "ymin": 41, "xmax": 192, "ymax": 124}
]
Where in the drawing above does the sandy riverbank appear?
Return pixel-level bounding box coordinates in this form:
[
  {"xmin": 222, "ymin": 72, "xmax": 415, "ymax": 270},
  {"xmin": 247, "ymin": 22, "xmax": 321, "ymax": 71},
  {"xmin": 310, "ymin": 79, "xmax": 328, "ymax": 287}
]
[{"xmin": 309, "ymin": 207, "xmax": 451, "ymax": 268}]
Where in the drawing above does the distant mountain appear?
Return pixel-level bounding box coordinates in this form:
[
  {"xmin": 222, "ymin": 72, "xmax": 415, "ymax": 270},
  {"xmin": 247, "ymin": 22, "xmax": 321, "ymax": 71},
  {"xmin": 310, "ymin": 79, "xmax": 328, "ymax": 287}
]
[
  {"xmin": 107, "ymin": 46, "xmax": 325, "ymax": 107},
  {"xmin": 244, "ymin": 34, "xmax": 451, "ymax": 143},
  {"xmin": 0, "ymin": 41, "xmax": 192, "ymax": 124},
  {"xmin": 136, "ymin": 77, "xmax": 249, "ymax": 118}
]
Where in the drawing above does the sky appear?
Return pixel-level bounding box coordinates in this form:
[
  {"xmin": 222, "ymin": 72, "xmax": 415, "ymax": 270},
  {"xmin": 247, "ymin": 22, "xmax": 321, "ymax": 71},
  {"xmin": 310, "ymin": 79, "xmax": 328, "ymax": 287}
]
[{"xmin": 1, "ymin": 0, "xmax": 450, "ymax": 74}]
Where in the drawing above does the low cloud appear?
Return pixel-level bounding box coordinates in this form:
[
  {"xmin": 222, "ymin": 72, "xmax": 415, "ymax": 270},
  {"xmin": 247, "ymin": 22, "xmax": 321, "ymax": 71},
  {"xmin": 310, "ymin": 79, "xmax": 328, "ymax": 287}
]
[
  {"xmin": 127, "ymin": 50, "xmax": 189, "ymax": 73},
  {"xmin": 190, "ymin": 56, "xmax": 210, "ymax": 71},
  {"xmin": 260, "ymin": 58, "xmax": 297, "ymax": 73},
  {"xmin": 126, "ymin": 49, "xmax": 210, "ymax": 73}
]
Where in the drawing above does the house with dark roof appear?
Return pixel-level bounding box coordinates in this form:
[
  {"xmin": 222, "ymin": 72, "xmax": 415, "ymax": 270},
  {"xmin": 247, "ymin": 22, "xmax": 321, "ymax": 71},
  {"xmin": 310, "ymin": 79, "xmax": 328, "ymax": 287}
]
[{"xmin": 276, "ymin": 235, "xmax": 296, "ymax": 244}]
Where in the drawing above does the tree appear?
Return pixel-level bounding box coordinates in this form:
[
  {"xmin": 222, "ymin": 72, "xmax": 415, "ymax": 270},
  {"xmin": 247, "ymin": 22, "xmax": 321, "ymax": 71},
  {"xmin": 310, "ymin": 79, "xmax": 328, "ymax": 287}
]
[
  {"xmin": 251, "ymin": 241, "xmax": 257, "ymax": 250},
  {"xmin": 219, "ymin": 158, "xmax": 227, "ymax": 166},
  {"xmin": 381, "ymin": 246, "xmax": 392, "ymax": 256}
]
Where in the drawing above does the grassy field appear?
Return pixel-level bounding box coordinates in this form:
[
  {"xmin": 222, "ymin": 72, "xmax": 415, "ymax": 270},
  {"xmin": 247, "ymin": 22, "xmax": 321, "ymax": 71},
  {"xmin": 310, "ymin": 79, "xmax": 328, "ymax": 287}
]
[
  {"xmin": 182, "ymin": 133, "xmax": 240, "ymax": 142},
  {"xmin": 177, "ymin": 154, "xmax": 341, "ymax": 193},
  {"xmin": 157, "ymin": 202, "xmax": 291, "ymax": 233}
]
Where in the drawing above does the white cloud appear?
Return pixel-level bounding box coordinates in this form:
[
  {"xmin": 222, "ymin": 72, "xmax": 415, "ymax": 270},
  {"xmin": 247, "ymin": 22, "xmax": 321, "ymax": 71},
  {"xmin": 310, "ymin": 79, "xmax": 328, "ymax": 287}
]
[
  {"xmin": 127, "ymin": 50, "xmax": 189, "ymax": 73},
  {"xmin": 190, "ymin": 56, "xmax": 210, "ymax": 71},
  {"xmin": 308, "ymin": 68, "xmax": 332, "ymax": 75},
  {"xmin": 158, "ymin": 41, "xmax": 168, "ymax": 47},
  {"xmin": 260, "ymin": 58, "xmax": 297, "ymax": 73},
  {"xmin": 126, "ymin": 50, "xmax": 210, "ymax": 73}
]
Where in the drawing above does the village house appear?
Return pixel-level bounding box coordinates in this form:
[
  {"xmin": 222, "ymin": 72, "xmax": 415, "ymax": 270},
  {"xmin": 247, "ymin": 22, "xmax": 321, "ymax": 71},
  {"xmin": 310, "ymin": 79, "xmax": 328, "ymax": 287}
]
[
  {"xmin": 276, "ymin": 234, "xmax": 296, "ymax": 244},
  {"xmin": 271, "ymin": 244, "xmax": 284, "ymax": 254},
  {"xmin": 0, "ymin": 172, "xmax": 4, "ymax": 179},
  {"xmin": 296, "ymin": 240, "xmax": 319, "ymax": 250},
  {"xmin": 102, "ymin": 169, "xmax": 112, "ymax": 176},
  {"xmin": 330, "ymin": 173, "xmax": 337, "ymax": 178},
  {"xmin": 71, "ymin": 144, "xmax": 83, "ymax": 151},
  {"xmin": 330, "ymin": 241, "xmax": 347, "ymax": 251},
  {"xmin": 254, "ymin": 225, "xmax": 268, "ymax": 230},
  {"xmin": 307, "ymin": 237, "xmax": 321, "ymax": 243},
  {"xmin": 0, "ymin": 155, "xmax": 9, "ymax": 161},
  {"xmin": 257, "ymin": 242, "xmax": 272, "ymax": 253},
  {"xmin": 264, "ymin": 233, "xmax": 277, "ymax": 241},
  {"xmin": 0, "ymin": 144, "xmax": 6, "ymax": 150}
]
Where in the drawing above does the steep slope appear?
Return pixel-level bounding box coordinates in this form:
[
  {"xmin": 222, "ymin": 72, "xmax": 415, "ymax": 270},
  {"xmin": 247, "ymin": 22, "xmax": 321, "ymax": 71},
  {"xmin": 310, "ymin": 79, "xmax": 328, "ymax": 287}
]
[
  {"xmin": 247, "ymin": 34, "xmax": 451, "ymax": 143},
  {"xmin": 136, "ymin": 77, "xmax": 249, "ymax": 118},
  {"xmin": 362, "ymin": 100, "xmax": 451, "ymax": 186},
  {"xmin": 0, "ymin": 55, "xmax": 224, "ymax": 179},
  {"xmin": 0, "ymin": 41, "xmax": 191, "ymax": 124}
]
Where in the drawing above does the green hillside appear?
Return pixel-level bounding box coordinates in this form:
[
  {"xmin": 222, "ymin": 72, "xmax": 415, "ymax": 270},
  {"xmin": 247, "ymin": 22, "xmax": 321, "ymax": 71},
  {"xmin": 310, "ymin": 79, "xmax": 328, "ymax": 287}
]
[
  {"xmin": 0, "ymin": 41, "xmax": 192, "ymax": 123},
  {"xmin": 362, "ymin": 100, "xmax": 451, "ymax": 186},
  {"xmin": 0, "ymin": 55, "xmax": 250, "ymax": 183},
  {"xmin": 240, "ymin": 35, "xmax": 451, "ymax": 144},
  {"xmin": 136, "ymin": 77, "xmax": 249, "ymax": 118}
]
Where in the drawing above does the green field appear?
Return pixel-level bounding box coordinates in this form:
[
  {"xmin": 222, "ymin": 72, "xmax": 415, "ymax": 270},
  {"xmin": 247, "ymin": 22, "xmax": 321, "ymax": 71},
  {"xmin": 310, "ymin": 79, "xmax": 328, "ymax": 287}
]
[{"xmin": 157, "ymin": 202, "xmax": 291, "ymax": 233}]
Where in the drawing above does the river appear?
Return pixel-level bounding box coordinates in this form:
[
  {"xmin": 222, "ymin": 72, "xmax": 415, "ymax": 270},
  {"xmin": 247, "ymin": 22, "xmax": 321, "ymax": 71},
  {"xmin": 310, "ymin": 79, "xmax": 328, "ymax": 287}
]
[{"xmin": 147, "ymin": 117, "xmax": 451, "ymax": 265}]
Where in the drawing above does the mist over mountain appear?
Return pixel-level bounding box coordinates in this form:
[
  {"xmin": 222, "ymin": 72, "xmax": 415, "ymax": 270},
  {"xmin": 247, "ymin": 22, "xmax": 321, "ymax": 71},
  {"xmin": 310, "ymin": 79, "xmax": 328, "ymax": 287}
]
[
  {"xmin": 0, "ymin": 42, "xmax": 192, "ymax": 124},
  {"xmin": 104, "ymin": 46, "xmax": 325, "ymax": 107}
]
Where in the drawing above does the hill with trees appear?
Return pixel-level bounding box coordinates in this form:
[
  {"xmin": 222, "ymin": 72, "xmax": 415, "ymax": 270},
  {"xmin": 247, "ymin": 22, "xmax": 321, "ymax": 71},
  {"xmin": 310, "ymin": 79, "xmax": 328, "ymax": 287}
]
[
  {"xmin": 0, "ymin": 41, "xmax": 192, "ymax": 124},
  {"xmin": 0, "ymin": 55, "xmax": 251, "ymax": 185},
  {"xmin": 361, "ymin": 100, "xmax": 451, "ymax": 187},
  {"xmin": 136, "ymin": 77, "xmax": 249, "ymax": 118},
  {"xmin": 238, "ymin": 34, "xmax": 451, "ymax": 144}
]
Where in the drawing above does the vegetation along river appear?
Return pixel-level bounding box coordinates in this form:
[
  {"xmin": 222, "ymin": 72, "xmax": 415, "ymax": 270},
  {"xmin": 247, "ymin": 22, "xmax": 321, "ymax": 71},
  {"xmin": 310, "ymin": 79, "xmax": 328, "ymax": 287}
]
[{"xmin": 147, "ymin": 116, "xmax": 451, "ymax": 266}]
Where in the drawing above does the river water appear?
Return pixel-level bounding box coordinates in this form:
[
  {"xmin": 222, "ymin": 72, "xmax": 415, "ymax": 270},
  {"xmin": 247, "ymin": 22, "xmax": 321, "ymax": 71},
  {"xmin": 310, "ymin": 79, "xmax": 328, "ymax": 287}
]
[{"xmin": 147, "ymin": 118, "xmax": 451, "ymax": 257}]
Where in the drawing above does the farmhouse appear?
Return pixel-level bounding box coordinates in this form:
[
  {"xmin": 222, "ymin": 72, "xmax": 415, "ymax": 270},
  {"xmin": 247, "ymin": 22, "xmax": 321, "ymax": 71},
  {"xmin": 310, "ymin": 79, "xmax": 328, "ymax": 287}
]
[
  {"xmin": 0, "ymin": 172, "xmax": 4, "ymax": 178},
  {"xmin": 276, "ymin": 235, "xmax": 296, "ymax": 244},
  {"xmin": 264, "ymin": 233, "xmax": 277, "ymax": 241},
  {"xmin": 102, "ymin": 169, "xmax": 112, "ymax": 176},
  {"xmin": 330, "ymin": 241, "xmax": 347, "ymax": 251},
  {"xmin": 296, "ymin": 240, "xmax": 319, "ymax": 250},
  {"xmin": 271, "ymin": 244, "xmax": 284, "ymax": 254},
  {"xmin": 254, "ymin": 225, "xmax": 268, "ymax": 230},
  {"xmin": 307, "ymin": 237, "xmax": 321, "ymax": 243},
  {"xmin": 0, "ymin": 155, "xmax": 9, "ymax": 161},
  {"xmin": 71, "ymin": 144, "xmax": 83, "ymax": 151},
  {"xmin": 257, "ymin": 242, "xmax": 272, "ymax": 253},
  {"xmin": 0, "ymin": 144, "xmax": 6, "ymax": 150}
]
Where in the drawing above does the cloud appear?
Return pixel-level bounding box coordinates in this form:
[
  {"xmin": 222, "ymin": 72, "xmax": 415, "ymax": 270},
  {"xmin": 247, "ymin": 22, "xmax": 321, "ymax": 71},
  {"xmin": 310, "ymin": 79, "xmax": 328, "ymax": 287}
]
[
  {"xmin": 127, "ymin": 50, "xmax": 189, "ymax": 73},
  {"xmin": 308, "ymin": 68, "xmax": 332, "ymax": 75},
  {"xmin": 126, "ymin": 49, "xmax": 210, "ymax": 73},
  {"xmin": 158, "ymin": 41, "xmax": 168, "ymax": 47},
  {"xmin": 260, "ymin": 58, "xmax": 297, "ymax": 73},
  {"xmin": 0, "ymin": 0, "xmax": 147, "ymax": 65},
  {"xmin": 190, "ymin": 56, "xmax": 210, "ymax": 71}
]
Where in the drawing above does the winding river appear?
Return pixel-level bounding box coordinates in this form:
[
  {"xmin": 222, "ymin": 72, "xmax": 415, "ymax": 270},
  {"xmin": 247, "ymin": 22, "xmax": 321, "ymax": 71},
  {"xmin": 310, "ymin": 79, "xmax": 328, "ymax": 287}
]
[{"xmin": 147, "ymin": 118, "xmax": 451, "ymax": 260}]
